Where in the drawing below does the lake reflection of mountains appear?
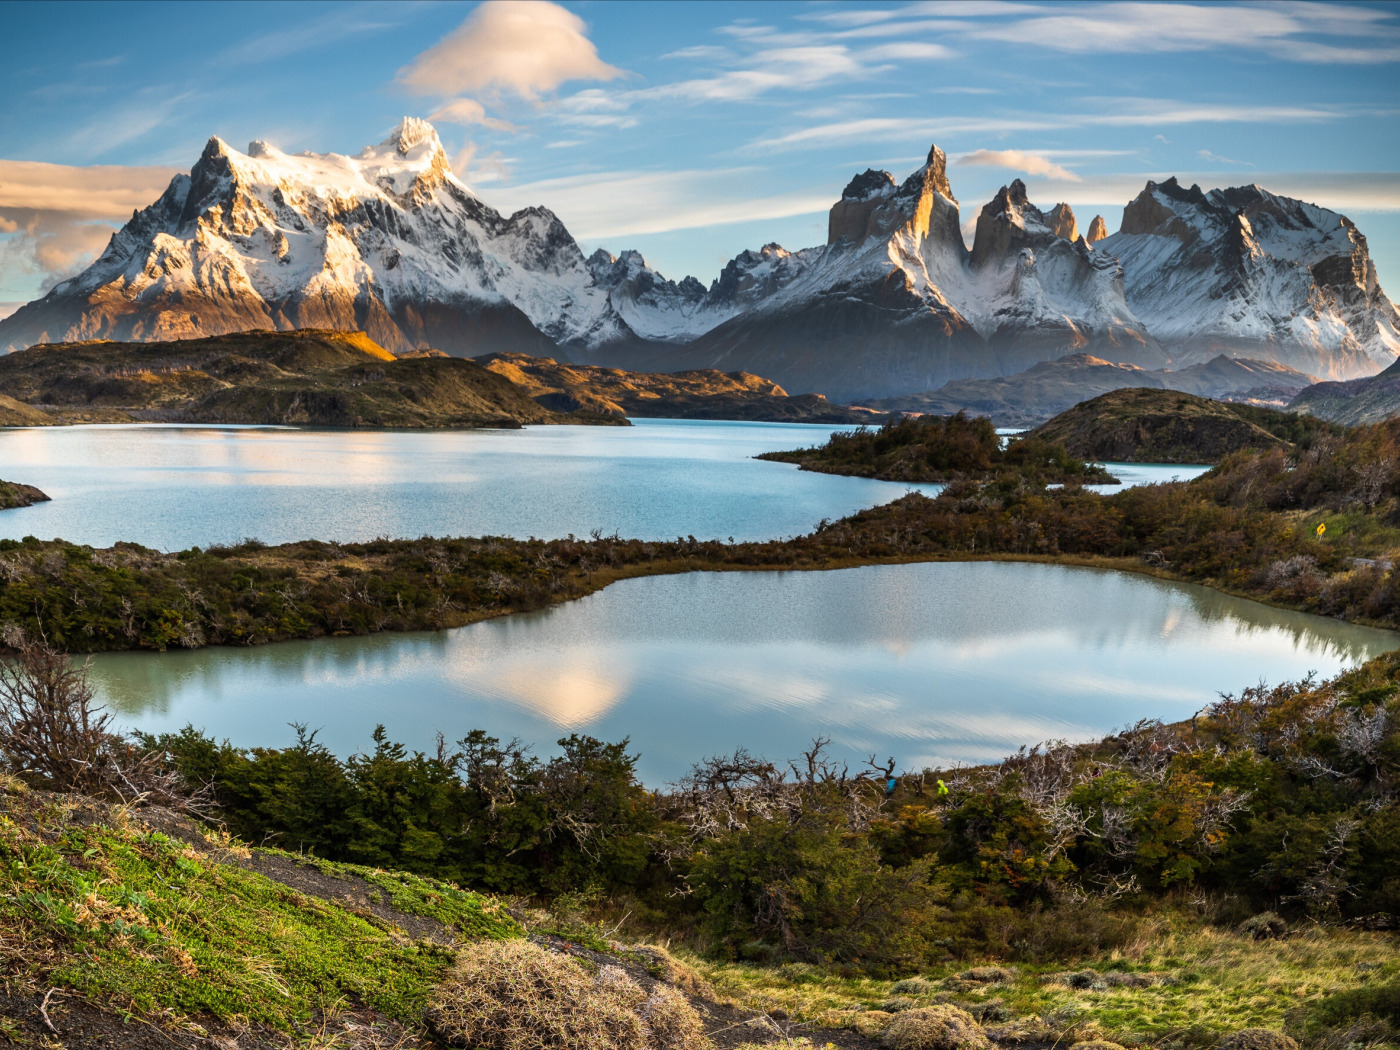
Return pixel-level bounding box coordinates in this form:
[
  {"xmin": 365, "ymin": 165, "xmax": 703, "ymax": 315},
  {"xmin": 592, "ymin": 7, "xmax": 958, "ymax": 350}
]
[{"xmin": 91, "ymin": 562, "xmax": 1398, "ymax": 783}]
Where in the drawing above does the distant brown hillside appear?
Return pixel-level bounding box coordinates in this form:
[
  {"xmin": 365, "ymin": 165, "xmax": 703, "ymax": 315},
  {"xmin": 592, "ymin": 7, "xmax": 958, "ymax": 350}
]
[
  {"xmin": 1028, "ymin": 387, "xmax": 1341, "ymax": 464},
  {"xmin": 866, "ymin": 353, "xmax": 1316, "ymax": 427},
  {"xmin": 0, "ymin": 330, "xmax": 595, "ymax": 429},
  {"xmin": 477, "ymin": 352, "xmax": 884, "ymax": 423}
]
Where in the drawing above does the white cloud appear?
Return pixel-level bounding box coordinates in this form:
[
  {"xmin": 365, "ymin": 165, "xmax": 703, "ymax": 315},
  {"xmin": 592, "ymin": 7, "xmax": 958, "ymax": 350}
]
[
  {"xmin": 0, "ymin": 160, "xmax": 178, "ymax": 218},
  {"xmin": 640, "ymin": 39, "xmax": 957, "ymax": 104},
  {"xmin": 399, "ymin": 0, "xmax": 624, "ymax": 101},
  {"xmin": 453, "ymin": 144, "xmax": 513, "ymax": 187},
  {"xmin": 427, "ymin": 98, "xmax": 518, "ymax": 132},
  {"xmin": 957, "ymin": 149, "xmax": 1080, "ymax": 181},
  {"xmin": 660, "ymin": 45, "xmax": 733, "ymax": 61},
  {"xmin": 0, "ymin": 159, "xmax": 179, "ymax": 292},
  {"xmin": 860, "ymin": 42, "xmax": 955, "ymax": 61}
]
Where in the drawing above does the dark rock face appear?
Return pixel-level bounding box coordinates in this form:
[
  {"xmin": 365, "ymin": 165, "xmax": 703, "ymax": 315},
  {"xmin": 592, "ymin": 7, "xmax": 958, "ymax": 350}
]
[{"xmin": 841, "ymin": 169, "xmax": 898, "ymax": 201}]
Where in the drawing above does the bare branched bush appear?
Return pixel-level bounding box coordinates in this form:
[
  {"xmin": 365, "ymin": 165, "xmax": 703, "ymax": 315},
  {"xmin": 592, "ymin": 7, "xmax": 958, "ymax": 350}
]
[
  {"xmin": 0, "ymin": 633, "xmax": 208, "ymax": 811},
  {"xmin": 0, "ymin": 636, "xmax": 112, "ymax": 794}
]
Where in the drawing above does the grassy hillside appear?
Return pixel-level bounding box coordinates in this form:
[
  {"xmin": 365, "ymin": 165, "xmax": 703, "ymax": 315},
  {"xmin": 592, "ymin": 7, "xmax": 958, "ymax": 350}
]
[
  {"xmin": 0, "ymin": 393, "xmax": 53, "ymax": 426},
  {"xmin": 0, "ymin": 329, "xmax": 608, "ymax": 429},
  {"xmin": 479, "ymin": 352, "xmax": 884, "ymax": 424},
  {"xmin": 1028, "ymin": 388, "xmax": 1341, "ymax": 464},
  {"xmin": 757, "ymin": 412, "xmax": 1117, "ymax": 483}
]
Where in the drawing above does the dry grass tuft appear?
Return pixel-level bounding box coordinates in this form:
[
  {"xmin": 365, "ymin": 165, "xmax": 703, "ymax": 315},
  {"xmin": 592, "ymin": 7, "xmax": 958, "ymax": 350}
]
[
  {"xmin": 1072, "ymin": 1041, "xmax": 1128, "ymax": 1050},
  {"xmin": 882, "ymin": 1004, "xmax": 990, "ymax": 1050},
  {"xmin": 631, "ymin": 944, "xmax": 717, "ymax": 1001},
  {"xmin": 1217, "ymin": 1030, "xmax": 1299, "ymax": 1050},
  {"xmin": 426, "ymin": 939, "xmax": 713, "ymax": 1050},
  {"xmin": 637, "ymin": 984, "xmax": 711, "ymax": 1050}
]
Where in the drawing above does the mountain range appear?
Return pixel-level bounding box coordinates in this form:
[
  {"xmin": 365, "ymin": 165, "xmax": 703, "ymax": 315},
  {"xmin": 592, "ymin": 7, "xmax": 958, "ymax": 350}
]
[{"xmin": 1, "ymin": 117, "xmax": 1396, "ymax": 403}]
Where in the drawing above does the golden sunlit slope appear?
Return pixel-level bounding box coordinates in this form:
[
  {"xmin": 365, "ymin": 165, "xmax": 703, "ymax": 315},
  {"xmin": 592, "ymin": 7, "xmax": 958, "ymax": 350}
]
[
  {"xmin": 478, "ymin": 352, "xmax": 883, "ymax": 423},
  {"xmin": 0, "ymin": 330, "xmax": 611, "ymax": 429}
]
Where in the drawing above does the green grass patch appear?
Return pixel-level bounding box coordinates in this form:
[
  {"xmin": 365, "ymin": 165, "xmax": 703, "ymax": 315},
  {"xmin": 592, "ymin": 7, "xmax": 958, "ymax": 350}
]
[
  {"xmin": 693, "ymin": 915, "xmax": 1400, "ymax": 1044},
  {"xmin": 0, "ymin": 799, "xmax": 460, "ymax": 1029},
  {"xmin": 255, "ymin": 846, "xmax": 522, "ymax": 941}
]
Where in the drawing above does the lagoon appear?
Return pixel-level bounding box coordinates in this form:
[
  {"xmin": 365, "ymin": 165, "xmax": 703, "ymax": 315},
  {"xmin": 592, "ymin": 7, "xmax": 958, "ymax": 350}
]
[{"xmin": 92, "ymin": 561, "xmax": 1397, "ymax": 786}]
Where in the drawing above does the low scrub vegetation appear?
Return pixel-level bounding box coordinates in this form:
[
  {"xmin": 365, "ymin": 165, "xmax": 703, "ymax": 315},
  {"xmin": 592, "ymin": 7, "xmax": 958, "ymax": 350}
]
[{"xmin": 757, "ymin": 412, "xmax": 1117, "ymax": 483}]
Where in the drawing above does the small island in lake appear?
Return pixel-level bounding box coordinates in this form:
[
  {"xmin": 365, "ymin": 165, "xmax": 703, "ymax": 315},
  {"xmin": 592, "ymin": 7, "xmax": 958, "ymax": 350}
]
[
  {"xmin": 0, "ymin": 480, "xmax": 50, "ymax": 510},
  {"xmin": 757, "ymin": 411, "xmax": 1118, "ymax": 483}
]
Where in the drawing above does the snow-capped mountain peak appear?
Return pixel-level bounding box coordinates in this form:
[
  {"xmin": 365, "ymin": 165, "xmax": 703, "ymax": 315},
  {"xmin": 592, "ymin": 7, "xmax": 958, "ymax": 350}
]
[
  {"xmin": 1099, "ymin": 177, "xmax": 1400, "ymax": 376},
  {"xmin": 1, "ymin": 126, "xmax": 1396, "ymax": 404}
]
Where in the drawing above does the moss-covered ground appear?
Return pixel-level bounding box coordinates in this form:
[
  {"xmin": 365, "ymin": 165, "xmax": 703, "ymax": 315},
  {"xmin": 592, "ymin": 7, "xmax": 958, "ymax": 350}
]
[{"xmin": 694, "ymin": 916, "xmax": 1398, "ymax": 1045}]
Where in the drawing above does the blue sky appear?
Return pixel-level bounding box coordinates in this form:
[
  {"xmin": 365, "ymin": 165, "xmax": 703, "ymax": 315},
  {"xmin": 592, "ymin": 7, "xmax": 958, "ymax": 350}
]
[{"xmin": 1, "ymin": 0, "xmax": 1398, "ymax": 314}]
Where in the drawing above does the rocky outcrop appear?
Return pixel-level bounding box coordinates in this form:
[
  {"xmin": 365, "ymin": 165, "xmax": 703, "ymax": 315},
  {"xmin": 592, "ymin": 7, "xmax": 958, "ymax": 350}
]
[
  {"xmin": 827, "ymin": 169, "xmax": 899, "ymax": 244},
  {"xmin": 1047, "ymin": 202, "xmax": 1078, "ymax": 242},
  {"xmin": 1086, "ymin": 215, "xmax": 1109, "ymax": 244}
]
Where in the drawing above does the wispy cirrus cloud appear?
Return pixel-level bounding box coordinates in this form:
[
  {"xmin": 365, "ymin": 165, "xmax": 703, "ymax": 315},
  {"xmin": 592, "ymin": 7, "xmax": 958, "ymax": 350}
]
[
  {"xmin": 763, "ymin": 99, "xmax": 1345, "ymax": 150},
  {"xmin": 1197, "ymin": 149, "xmax": 1254, "ymax": 168},
  {"xmin": 966, "ymin": 1, "xmax": 1400, "ymax": 62},
  {"xmin": 487, "ymin": 168, "xmax": 832, "ymax": 240},
  {"xmin": 799, "ymin": 0, "xmax": 1400, "ymax": 63},
  {"xmin": 957, "ymin": 149, "xmax": 1079, "ymax": 181}
]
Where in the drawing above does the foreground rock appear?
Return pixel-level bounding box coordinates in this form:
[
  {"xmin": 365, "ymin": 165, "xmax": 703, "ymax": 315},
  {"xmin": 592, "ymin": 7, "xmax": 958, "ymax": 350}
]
[
  {"xmin": 867, "ymin": 353, "xmax": 1317, "ymax": 427},
  {"xmin": 479, "ymin": 353, "xmax": 884, "ymax": 424},
  {"xmin": 1027, "ymin": 387, "xmax": 1339, "ymax": 463},
  {"xmin": 0, "ymin": 329, "xmax": 610, "ymax": 429}
]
